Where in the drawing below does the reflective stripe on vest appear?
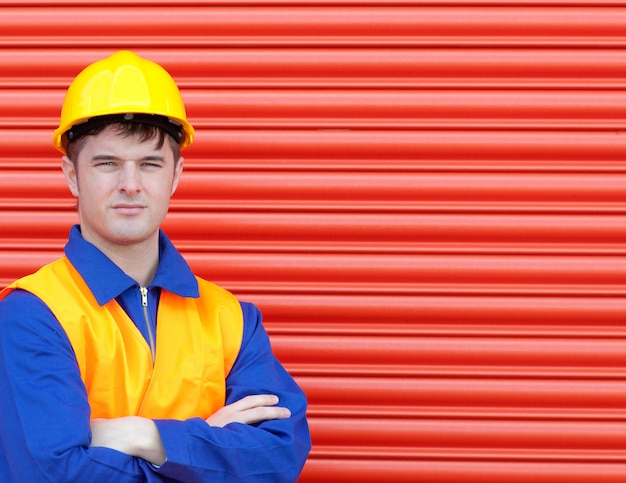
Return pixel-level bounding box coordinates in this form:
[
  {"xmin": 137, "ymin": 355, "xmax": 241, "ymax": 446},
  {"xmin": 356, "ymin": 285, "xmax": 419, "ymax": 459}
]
[{"xmin": 0, "ymin": 256, "xmax": 243, "ymax": 420}]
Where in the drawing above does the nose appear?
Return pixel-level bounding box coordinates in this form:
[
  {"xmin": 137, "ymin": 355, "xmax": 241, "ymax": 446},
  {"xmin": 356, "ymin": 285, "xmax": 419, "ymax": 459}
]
[{"xmin": 118, "ymin": 161, "xmax": 141, "ymax": 196}]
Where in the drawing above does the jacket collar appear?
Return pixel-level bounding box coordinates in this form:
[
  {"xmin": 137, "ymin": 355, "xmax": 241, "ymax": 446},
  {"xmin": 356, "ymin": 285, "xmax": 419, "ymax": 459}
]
[{"xmin": 64, "ymin": 225, "xmax": 199, "ymax": 306}]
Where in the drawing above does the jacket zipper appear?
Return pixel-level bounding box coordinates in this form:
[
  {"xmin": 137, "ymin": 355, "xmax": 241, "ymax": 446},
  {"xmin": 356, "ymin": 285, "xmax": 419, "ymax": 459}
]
[{"xmin": 140, "ymin": 286, "xmax": 156, "ymax": 363}]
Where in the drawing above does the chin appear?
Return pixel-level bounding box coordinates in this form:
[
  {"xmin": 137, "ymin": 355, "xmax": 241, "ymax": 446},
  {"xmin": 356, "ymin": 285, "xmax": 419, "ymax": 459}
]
[{"xmin": 107, "ymin": 225, "xmax": 155, "ymax": 245}]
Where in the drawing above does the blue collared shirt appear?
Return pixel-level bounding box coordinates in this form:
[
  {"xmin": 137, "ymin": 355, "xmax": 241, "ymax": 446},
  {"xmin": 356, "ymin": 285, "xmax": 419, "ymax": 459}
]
[{"xmin": 0, "ymin": 225, "xmax": 310, "ymax": 482}]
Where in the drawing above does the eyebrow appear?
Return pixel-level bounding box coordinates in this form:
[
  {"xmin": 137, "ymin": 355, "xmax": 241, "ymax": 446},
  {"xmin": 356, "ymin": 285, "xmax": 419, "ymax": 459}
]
[{"xmin": 91, "ymin": 153, "xmax": 166, "ymax": 162}]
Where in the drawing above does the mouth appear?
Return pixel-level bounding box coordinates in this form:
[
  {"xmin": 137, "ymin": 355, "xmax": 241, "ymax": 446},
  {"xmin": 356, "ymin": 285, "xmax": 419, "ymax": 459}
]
[{"xmin": 112, "ymin": 203, "xmax": 146, "ymax": 215}]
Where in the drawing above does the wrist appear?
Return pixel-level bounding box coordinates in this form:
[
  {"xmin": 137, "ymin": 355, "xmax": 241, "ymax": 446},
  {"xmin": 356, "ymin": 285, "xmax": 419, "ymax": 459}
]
[{"xmin": 127, "ymin": 417, "xmax": 167, "ymax": 466}]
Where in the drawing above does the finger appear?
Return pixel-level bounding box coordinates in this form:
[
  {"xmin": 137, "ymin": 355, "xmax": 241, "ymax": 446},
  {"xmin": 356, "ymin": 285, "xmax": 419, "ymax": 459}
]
[
  {"xmin": 229, "ymin": 394, "xmax": 280, "ymax": 412},
  {"xmin": 206, "ymin": 396, "xmax": 291, "ymax": 427},
  {"xmin": 234, "ymin": 405, "xmax": 291, "ymax": 426}
]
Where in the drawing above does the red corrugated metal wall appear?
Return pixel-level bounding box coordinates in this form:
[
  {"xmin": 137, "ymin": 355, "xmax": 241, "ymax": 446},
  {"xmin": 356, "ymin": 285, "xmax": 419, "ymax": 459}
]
[{"xmin": 1, "ymin": 1, "xmax": 625, "ymax": 481}]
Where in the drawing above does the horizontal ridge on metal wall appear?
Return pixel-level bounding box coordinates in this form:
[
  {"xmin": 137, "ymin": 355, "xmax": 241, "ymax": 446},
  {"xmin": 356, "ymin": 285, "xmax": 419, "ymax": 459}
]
[{"xmin": 0, "ymin": 1, "xmax": 624, "ymax": 482}]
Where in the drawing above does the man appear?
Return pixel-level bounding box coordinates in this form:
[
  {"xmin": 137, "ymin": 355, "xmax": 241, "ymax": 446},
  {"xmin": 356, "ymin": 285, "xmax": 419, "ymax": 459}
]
[{"xmin": 0, "ymin": 50, "xmax": 311, "ymax": 482}]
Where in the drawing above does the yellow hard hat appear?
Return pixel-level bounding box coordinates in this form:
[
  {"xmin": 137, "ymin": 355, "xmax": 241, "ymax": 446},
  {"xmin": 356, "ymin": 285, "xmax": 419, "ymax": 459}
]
[{"xmin": 53, "ymin": 50, "xmax": 194, "ymax": 154}]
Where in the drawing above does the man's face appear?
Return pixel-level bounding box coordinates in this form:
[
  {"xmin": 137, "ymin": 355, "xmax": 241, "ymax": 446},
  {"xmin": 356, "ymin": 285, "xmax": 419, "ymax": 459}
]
[{"xmin": 62, "ymin": 125, "xmax": 183, "ymax": 251}]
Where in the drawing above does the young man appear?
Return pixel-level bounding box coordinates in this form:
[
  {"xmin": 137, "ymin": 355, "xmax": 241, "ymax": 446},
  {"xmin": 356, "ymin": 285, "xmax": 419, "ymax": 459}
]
[{"xmin": 0, "ymin": 50, "xmax": 311, "ymax": 482}]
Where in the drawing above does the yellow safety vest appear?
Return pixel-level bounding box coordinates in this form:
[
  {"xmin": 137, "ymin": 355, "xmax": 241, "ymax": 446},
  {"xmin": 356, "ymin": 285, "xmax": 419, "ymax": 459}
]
[{"xmin": 0, "ymin": 256, "xmax": 243, "ymax": 420}]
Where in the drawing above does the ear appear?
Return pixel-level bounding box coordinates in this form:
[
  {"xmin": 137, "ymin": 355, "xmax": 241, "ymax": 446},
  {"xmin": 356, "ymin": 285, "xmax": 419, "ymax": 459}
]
[
  {"xmin": 171, "ymin": 157, "xmax": 184, "ymax": 196},
  {"xmin": 62, "ymin": 156, "xmax": 80, "ymax": 197}
]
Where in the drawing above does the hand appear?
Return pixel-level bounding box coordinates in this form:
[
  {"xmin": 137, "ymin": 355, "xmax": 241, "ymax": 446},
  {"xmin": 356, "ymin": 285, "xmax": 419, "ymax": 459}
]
[
  {"xmin": 206, "ymin": 394, "xmax": 291, "ymax": 428},
  {"xmin": 90, "ymin": 416, "xmax": 166, "ymax": 466}
]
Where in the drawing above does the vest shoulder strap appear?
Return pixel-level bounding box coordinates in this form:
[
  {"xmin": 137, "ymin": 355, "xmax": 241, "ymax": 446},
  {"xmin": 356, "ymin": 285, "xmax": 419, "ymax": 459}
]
[{"xmin": 194, "ymin": 276, "xmax": 244, "ymax": 377}]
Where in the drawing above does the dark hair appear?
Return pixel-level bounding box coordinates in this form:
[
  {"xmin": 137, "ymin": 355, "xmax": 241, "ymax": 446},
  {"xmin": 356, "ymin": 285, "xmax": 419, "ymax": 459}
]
[{"xmin": 65, "ymin": 121, "xmax": 181, "ymax": 163}]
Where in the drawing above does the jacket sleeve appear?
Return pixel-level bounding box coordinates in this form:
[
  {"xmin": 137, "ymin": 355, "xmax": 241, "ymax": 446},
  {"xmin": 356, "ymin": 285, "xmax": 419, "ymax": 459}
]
[
  {"xmin": 152, "ymin": 301, "xmax": 312, "ymax": 482},
  {"xmin": 0, "ymin": 290, "xmax": 163, "ymax": 483}
]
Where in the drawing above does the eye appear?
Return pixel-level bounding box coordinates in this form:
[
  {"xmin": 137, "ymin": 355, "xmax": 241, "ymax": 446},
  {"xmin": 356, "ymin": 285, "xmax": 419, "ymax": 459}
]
[
  {"xmin": 93, "ymin": 161, "xmax": 117, "ymax": 170},
  {"xmin": 141, "ymin": 161, "xmax": 163, "ymax": 169}
]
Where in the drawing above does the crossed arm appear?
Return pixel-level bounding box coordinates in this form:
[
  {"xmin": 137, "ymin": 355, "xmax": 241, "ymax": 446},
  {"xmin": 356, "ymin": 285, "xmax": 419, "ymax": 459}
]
[
  {"xmin": 90, "ymin": 394, "xmax": 292, "ymax": 466},
  {"xmin": 0, "ymin": 294, "xmax": 310, "ymax": 482}
]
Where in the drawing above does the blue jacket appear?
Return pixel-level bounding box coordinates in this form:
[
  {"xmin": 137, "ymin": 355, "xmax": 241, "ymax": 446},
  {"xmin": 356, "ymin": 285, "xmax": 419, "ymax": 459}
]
[{"xmin": 0, "ymin": 225, "xmax": 311, "ymax": 482}]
